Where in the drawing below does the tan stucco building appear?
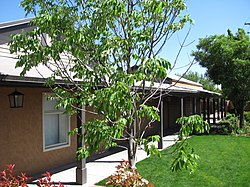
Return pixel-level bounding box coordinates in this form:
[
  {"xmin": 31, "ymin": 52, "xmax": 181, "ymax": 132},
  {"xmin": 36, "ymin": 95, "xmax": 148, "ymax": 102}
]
[{"xmin": 0, "ymin": 18, "xmax": 224, "ymax": 184}]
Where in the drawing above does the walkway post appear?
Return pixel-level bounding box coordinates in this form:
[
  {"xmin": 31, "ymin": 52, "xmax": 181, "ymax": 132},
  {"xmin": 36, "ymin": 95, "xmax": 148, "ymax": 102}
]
[
  {"xmin": 180, "ymin": 97, "xmax": 184, "ymax": 117},
  {"xmin": 213, "ymin": 98, "xmax": 216, "ymax": 124},
  {"xmin": 76, "ymin": 107, "xmax": 87, "ymax": 185},
  {"xmin": 207, "ymin": 98, "xmax": 210, "ymax": 124},
  {"xmin": 224, "ymin": 99, "xmax": 227, "ymax": 117},
  {"xmin": 198, "ymin": 97, "xmax": 201, "ymax": 115},
  {"xmin": 220, "ymin": 98, "xmax": 224, "ymax": 119},
  {"xmin": 217, "ymin": 98, "xmax": 220, "ymax": 120},
  {"xmin": 203, "ymin": 98, "xmax": 206, "ymax": 121},
  {"xmin": 193, "ymin": 97, "xmax": 197, "ymax": 114},
  {"xmin": 158, "ymin": 100, "xmax": 164, "ymax": 149}
]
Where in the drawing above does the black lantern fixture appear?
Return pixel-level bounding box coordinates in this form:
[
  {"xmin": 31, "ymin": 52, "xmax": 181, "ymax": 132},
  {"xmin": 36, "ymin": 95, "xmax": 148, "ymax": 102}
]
[{"xmin": 8, "ymin": 90, "xmax": 24, "ymax": 108}]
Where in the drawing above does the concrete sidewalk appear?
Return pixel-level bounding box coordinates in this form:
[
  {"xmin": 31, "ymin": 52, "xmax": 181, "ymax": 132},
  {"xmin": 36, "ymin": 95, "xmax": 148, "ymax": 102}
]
[{"xmin": 29, "ymin": 135, "xmax": 178, "ymax": 187}]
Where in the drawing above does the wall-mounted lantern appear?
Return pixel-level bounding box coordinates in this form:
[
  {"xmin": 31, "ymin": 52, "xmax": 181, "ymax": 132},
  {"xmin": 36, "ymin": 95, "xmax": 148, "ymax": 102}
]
[{"xmin": 8, "ymin": 90, "xmax": 24, "ymax": 108}]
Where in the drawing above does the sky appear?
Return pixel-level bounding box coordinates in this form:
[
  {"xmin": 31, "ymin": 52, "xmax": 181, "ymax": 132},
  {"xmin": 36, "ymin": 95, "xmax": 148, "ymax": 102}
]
[{"xmin": 0, "ymin": 0, "xmax": 250, "ymax": 76}]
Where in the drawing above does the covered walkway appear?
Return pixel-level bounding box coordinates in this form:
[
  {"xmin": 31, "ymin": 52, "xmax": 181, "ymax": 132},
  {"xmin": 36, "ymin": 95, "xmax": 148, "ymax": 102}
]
[{"xmin": 28, "ymin": 135, "xmax": 178, "ymax": 187}]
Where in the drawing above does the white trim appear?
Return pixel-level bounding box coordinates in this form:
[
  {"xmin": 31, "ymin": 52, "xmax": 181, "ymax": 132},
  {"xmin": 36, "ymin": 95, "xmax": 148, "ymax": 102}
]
[
  {"xmin": 44, "ymin": 142, "xmax": 70, "ymax": 152},
  {"xmin": 42, "ymin": 93, "xmax": 71, "ymax": 152}
]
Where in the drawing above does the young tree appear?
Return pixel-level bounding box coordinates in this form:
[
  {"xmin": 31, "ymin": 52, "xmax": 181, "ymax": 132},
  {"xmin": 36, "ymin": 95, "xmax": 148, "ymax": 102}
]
[
  {"xmin": 192, "ymin": 28, "xmax": 250, "ymax": 128},
  {"xmin": 177, "ymin": 71, "xmax": 221, "ymax": 93},
  {"xmin": 9, "ymin": 0, "xmax": 207, "ymax": 173}
]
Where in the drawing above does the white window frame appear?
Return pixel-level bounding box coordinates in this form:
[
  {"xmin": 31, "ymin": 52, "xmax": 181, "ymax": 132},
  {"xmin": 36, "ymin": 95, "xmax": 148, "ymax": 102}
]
[{"xmin": 42, "ymin": 93, "xmax": 71, "ymax": 152}]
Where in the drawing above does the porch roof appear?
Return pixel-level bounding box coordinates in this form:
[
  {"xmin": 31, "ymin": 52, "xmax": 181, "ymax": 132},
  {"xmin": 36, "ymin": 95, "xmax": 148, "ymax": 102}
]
[
  {"xmin": 0, "ymin": 18, "xmax": 221, "ymax": 98},
  {"xmin": 136, "ymin": 81, "xmax": 220, "ymax": 98}
]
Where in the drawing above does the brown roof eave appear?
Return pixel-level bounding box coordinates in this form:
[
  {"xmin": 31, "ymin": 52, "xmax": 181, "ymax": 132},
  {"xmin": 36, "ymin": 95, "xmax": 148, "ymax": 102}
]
[{"xmin": 0, "ymin": 74, "xmax": 81, "ymax": 88}]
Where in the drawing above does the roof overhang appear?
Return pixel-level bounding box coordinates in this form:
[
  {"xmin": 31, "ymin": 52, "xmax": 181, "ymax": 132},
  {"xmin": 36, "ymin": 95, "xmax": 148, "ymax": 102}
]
[
  {"xmin": 0, "ymin": 18, "xmax": 34, "ymax": 34},
  {"xmin": 134, "ymin": 81, "xmax": 221, "ymax": 98}
]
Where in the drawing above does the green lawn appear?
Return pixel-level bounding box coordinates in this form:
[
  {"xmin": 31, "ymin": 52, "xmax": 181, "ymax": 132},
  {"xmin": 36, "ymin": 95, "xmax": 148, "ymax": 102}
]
[
  {"xmin": 97, "ymin": 135, "xmax": 250, "ymax": 186},
  {"xmin": 137, "ymin": 135, "xmax": 250, "ymax": 187}
]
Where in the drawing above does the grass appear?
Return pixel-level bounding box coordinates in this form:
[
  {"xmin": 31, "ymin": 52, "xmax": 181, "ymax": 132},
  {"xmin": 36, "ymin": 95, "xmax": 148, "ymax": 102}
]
[
  {"xmin": 97, "ymin": 135, "xmax": 250, "ymax": 187},
  {"xmin": 137, "ymin": 135, "xmax": 250, "ymax": 187}
]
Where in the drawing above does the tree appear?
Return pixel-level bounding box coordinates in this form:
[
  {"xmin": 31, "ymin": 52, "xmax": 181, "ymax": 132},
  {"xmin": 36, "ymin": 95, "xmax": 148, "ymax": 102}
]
[
  {"xmin": 192, "ymin": 28, "xmax": 250, "ymax": 128},
  {"xmin": 9, "ymin": 0, "xmax": 208, "ymax": 173},
  {"xmin": 177, "ymin": 71, "xmax": 221, "ymax": 92}
]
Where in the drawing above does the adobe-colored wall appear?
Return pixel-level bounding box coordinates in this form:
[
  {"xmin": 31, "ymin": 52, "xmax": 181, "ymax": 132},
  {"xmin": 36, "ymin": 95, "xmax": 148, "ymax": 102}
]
[{"xmin": 0, "ymin": 87, "xmax": 77, "ymax": 176}]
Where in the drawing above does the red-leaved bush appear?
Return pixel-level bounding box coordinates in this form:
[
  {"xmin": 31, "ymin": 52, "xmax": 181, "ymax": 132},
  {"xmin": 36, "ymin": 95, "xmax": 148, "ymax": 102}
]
[
  {"xmin": 0, "ymin": 164, "xmax": 64, "ymax": 187},
  {"xmin": 106, "ymin": 160, "xmax": 154, "ymax": 187},
  {"xmin": 36, "ymin": 172, "xmax": 64, "ymax": 187},
  {"xmin": 0, "ymin": 164, "xmax": 29, "ymax": 187}
]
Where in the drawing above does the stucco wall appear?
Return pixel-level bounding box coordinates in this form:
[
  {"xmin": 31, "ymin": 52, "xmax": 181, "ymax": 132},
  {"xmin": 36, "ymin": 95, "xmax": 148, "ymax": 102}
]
[{"xmin": 0, "ymin": 87, "xmax": 77, "ymax": 176}]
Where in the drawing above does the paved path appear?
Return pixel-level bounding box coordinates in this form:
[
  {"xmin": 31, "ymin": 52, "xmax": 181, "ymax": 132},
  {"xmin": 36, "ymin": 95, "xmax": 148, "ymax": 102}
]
[{"xmin": 29, "ymin": 135, "xmax": 178, "ymax": 187}]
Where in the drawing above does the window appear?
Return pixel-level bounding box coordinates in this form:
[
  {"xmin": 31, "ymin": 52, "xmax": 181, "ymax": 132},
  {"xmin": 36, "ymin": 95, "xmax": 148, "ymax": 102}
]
[{"xmin": 43, "ymin": 94, "xmax": 70, "ymax": 151}]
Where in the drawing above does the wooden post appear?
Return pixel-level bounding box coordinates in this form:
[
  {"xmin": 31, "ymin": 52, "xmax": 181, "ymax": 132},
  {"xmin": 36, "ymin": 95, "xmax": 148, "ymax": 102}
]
[
  {"xmin": 207, "ymin": 98, "xmax": 210, "ymax": 124},
  {"xmin": 181, "ymin": 97, "xmax": 184, "ymax": 117},
  {"xmin": 76, "ymin": 107, "xmax": 87, "ymax": 185},
  {"xmin": 158, "ymin": 100, "xmax": 164, "ymax": 149},
  {"xmin": 158, "ymin": 101, "xmax": 164, "ymax": 149},
  {"xmin": 213, "ymin": 98, "xmax": 216, "ymax": 124},
  {"xmin": 221, "ymin": 98, "xmax": 224, "ymax": 119},
  {"xmin": 217, "ymin": 98, "xmax": 220, "ymax": 120},
  {"xmin": 193, "ymin": 97, "xmax": 197, "ymax": 114},
  {"xmin": 203, "ymin": 98, "xmax": 206, "ymax": 121},
  {"xmin": 198, "ymin": 97, "xmax": 201, "ymax": 115},
  {"xmin": 224, "ymin": 99, "xmax": 227, "ymax": 117}
]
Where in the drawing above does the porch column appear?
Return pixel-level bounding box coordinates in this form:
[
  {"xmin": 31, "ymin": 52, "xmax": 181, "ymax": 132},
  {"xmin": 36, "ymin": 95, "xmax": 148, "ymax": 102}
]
[
  {"xmin": 76, "ymin": 107, "xmax": 87, "ymax": 185},
  {"xmin": 220, "ymin": 98, "xmax": 224, "ymax": 119},
  {"xmin": 193, "ymin": 97, "xmax": 197, "ymax": 114},
  {"xmin": 158, "ymin": 100, "xmax": 164, "ymax": 149},
  {"xmin": 207, "ymin": 98, "xmax": 210, "ymax": 124},
  {"xmin": 217, "ymin": 98, "xmax": 220, "ymax": 120},
  {"xmin": 203, "ymin": 98, "xmax": 206, "ymax": 121},
  {"xmin": 180, "ymin": 97, "xmax": 184, "ymax": 117},
  {"xmin": 224, "ymin": 99, "xmax": 227, "ymax": 117},
  {"xmin": 198, "ymin": 97, "xmax": 201, "ymax": 115},
  {"xmin": 213, "ymin": 98, "xmax": 216, "ymax": 124}
]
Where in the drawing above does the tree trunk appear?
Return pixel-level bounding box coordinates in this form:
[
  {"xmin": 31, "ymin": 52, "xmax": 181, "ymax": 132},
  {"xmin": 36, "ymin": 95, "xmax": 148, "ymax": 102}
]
[
  {"xmin": 235, "ymin": 100, "xmax": 245, "ymax": 128},
  {"xmin": 127, "ymin": 137, "xmax": 137, "ymax": 168}
]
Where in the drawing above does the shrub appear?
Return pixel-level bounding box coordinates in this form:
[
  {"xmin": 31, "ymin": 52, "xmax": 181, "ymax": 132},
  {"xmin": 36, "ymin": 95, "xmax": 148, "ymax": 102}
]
[
  {"xmin": 244, "ymin": 111, "xmax": 250, "ymax": 124},
  {"xmin": 106, "ymin": 160, "xmax": 151, "ymax": 187},
  {"xmin": 213, "ymin": 113, "xmax": 239, "ymax": 135},
  {"xmin": 0, "ymin": 164, "xmax": 29, "ymax": 187},
  {"xmin": 213, "ymin": 113, "xmax": 250, "ymax": 135},
  {"xmin": 37, "ymin": 172, "xmax": 64, "ymax": 187},
  {"xmin": 0, "ymin": 164, "xmax": 64, "ymax": 187}
]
